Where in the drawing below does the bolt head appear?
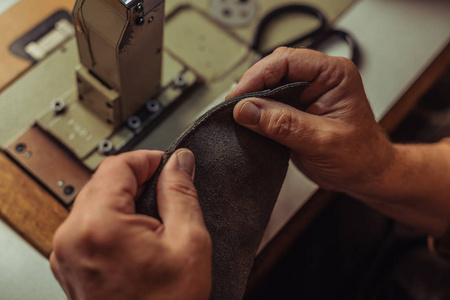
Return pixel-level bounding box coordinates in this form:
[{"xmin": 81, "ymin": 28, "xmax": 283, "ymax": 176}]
[
  {"xmin": 98, "ymin": 139, "xmax": 115, "ymax": 156},
  {"xmin": 135, "ymin": 3, "xmax": 144, "ymax": 13},
  {"xmin": 136, "ymin": 16, "xmax": 145, "ymax": 25},
  {"xmin": 127, "ymin": 116, "xmax": 142, "ymax": 129},
  {"xmin": 51, "ymin": 99, "xmax": 66, "ymax": 114},
  {"xmin": 64, "ymin": 186, "xmax": 75, "ymax": 196},
  {"xmin": 173, "ymin": 75, "xmax": 187, "ymax": 89},
  {"xmin": 146, "ymin": 99, "xmax": 161, "ymax": 113},
  {"xmin": 15, "ymin": 143, "xmax": 26, "ymax": 153}
]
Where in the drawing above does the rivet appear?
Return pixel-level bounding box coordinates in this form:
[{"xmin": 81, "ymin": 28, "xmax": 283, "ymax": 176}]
[
  {"xmin": 127, "ymin": 115, "xmax": 142, "ymax": 129},
  {"xmin": 98, "ymin": 139, "xmax": 115, "ymax": 156},
  {"xmin": 64, "ymin": 186, "xmax": 75, "ymax": 196},
  {"xmin": 146, "ymin": 99, "xmax": 161, "ymax": 113},
  {"xmin": 15, "ymin": 143, "xmax": 26, "ymax": 153},
  {"xmin": 173, "ymin": 74, "xmax": 187, "ymax": 89},
  {"xmin": 51, "ymin": 99, "xmax": 66, "ymax": 114},
  {"xmin": 136, "ymin": 16, "xmax": 145, "ymax": 26}
]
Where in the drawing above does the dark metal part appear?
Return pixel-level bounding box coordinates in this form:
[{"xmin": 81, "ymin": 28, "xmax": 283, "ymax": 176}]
[
  {"xmin": 98, "ymin": 139, "xmax": 115, "ymax": 155},
  {"xmin": 135, "ymin": 2, "xmax": 144, "ymax": 13},
  {"xmin": 136, "ymin": 16, "xmax": 145, "ymax": 25},
  {"xmin": 15, "ymin": 143, "xmax": 26, "ymax": 153},
  {"xmin": 120, "ymin": 0, "xmax": 140, "ymax": 9},
  {"xmin": 127, "ymin": 115, "xmax": 142, "ymax": 129},
  {"xmin": 145, "ymin": 99, "xmax": 161, "ymax": 113},
  {"xmin": 63, "ymin": 186, "xmax": 75, "ymax": 196}
]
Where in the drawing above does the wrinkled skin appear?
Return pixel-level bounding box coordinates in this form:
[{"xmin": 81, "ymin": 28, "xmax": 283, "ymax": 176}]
[
  {"xmin": 50, "ymin": 149, "xmax": 212, "ymax": 300},
  {"xmin": 228, "ymin": 47, "xmax": 395, "ymax": 193},
  {"xmin": 229, "ymin": 47, "xmax": 450, "ymax": 237}
]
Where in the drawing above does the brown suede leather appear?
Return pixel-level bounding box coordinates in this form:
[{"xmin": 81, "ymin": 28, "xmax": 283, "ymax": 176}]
[{"xmin": 137, "ymin": 82, "xmax": 308, "ymax": 300}]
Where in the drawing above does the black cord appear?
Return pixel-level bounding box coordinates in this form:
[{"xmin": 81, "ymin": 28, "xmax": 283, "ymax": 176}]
[
  {"xmin": 309, "ymin": 29, "xmax": 361, "ymax": 65},
  {"xmin": 252, "ymin": 4, "xmax": 360, "ymax": 66},
  {"xmin": 251, "ymin": 4, "xmax": 328, "ymax": 57}
]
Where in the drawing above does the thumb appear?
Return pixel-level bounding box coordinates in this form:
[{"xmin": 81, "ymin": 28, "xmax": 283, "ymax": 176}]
[
  {"xmin": 156, "ymin": 149, "xmax": 207, "ymax": 233},
  {"xmin": 233, "ymin": 98, "xmax": 323, "ymax": 152}
]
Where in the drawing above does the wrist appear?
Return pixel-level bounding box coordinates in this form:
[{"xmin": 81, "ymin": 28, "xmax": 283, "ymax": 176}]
[
  {"xmin": 339, "ymin": 131, "xmax": 397, "ymax": 197},
  {"xmin": 344, "ymin": 140, "xmax": 450, "ymax": 236}
]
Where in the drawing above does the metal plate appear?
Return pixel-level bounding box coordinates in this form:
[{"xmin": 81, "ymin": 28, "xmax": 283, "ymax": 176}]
[
  {"xmin": 6, "ymin": 126, "xmax": 92, "ymax": 205},
  {"xmin": 165, "ymin": 6, "xmax": 249, "ymax": 82},
  {"xmin": 38, "ymin": 93, "xmax": 114, "ymax": 160}
]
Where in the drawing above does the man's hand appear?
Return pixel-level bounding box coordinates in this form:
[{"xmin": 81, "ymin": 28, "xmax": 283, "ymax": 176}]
[
  {"xmin": 50, "ymin": 149, "xmax": 212, "ymax": 300},
  {"xmin": 228, "ymin": 47, "xmax": 450, "ymax": 237},
  {"xmin": 227, "ymin": 47, "xmax": 395, "ymax": 193}
]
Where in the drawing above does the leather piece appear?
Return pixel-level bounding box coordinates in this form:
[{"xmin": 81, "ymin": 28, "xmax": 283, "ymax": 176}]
[{"xmin": 137, "ymin": 82, "xmax": 308, "ymax": 300}]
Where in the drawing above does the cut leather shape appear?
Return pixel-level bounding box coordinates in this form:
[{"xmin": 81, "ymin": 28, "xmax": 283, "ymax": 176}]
[{"xmin": 137, "ymin": 82, "xmax": 308, "ymax": 300}]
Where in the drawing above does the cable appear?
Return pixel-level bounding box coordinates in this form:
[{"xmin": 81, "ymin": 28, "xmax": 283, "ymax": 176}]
[
  {"xmin": 251, "ymin": 4, "xmax": 328, "ymax": 57},
  {"xmin": 251, "ymin": 4, "xmax": 360, "ymax": 66},
  {"xmin": 309, "ymin": 29, "xmax": 360, "ymax": 65}
]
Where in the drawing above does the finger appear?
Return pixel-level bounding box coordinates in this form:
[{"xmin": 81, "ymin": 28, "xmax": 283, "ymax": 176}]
[
  {"xmin": 233, "ymin": 97, "xmax": 331, "ymax": 153},
  {"xmin": 73, "ymin": 150, "xmax": 164, "ymax": 214},
  {"xmin": 49, "ymin": 253, "xmax": 67, "ymax": 294},
  {"xmin": 49, "ymin": 253, "xmax": 77, "ymax": 299},
  {"xmin": 226, "ymin": 47, "xmax": 352, "ymax": 106},
  {"xmin": 156, "ymin": 149, "xmax": 207, "ymax": 232}
]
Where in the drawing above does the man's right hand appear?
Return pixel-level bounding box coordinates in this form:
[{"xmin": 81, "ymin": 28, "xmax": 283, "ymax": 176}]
[
  {"xmin": 227, "ymin": 47, "xmax": 396, "ymax": 194},
  {"xmin": 228, "ymin": 47, "xmax": 450, "ymax": 238}
]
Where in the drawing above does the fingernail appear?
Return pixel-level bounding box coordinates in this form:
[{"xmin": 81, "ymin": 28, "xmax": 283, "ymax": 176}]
[
  {"xmin": 176, "ymin": 149, "xmax": 195, "ymax": 177},
  {"xmin": 237, "ymin": 101, "xmax": 261, "ymax": 125}
]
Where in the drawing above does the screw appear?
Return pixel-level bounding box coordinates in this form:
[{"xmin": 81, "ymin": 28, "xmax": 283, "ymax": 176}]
[
  {"xmin": 146, "ymin": 99, "xmax": 161, "ymax": 113},
  {"xmin": 98, "ymin": 139, "xmax": 115, "ymax": 156},
  {"xmin": 135, "ymin": 2, "xmax": 144, "ymax": 13},
  {"xmin": 173, "ymin": 74, "xmax": 187, "ymax": 89},
  {"xmin": 127, "ymin": 116, "xmax": 142, "ymax": 129},
  {"xmin": 24, "ymin": 151, "xmax": 32, "ymax": 158},
  {"xmin": 136, "ymin": 16, "xmax": 145, "ymax": 26},
  {"xmin": 51, "ymin": 99, "xmax": 66, "ymax": 114},
  {"xmin": 63, "ymin": 186, "xmax": 75, "ymax": 196},
  {"xmin": 148, "ymin": 16, "xmax": 154, "ymax": 23},
  {"xmin": 15, "ymin": 143, "xmax": 26, "ymax": 153},
  {"xmin": 57, "ymin": 180, "xmax": 65, "ymax": 187}
]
